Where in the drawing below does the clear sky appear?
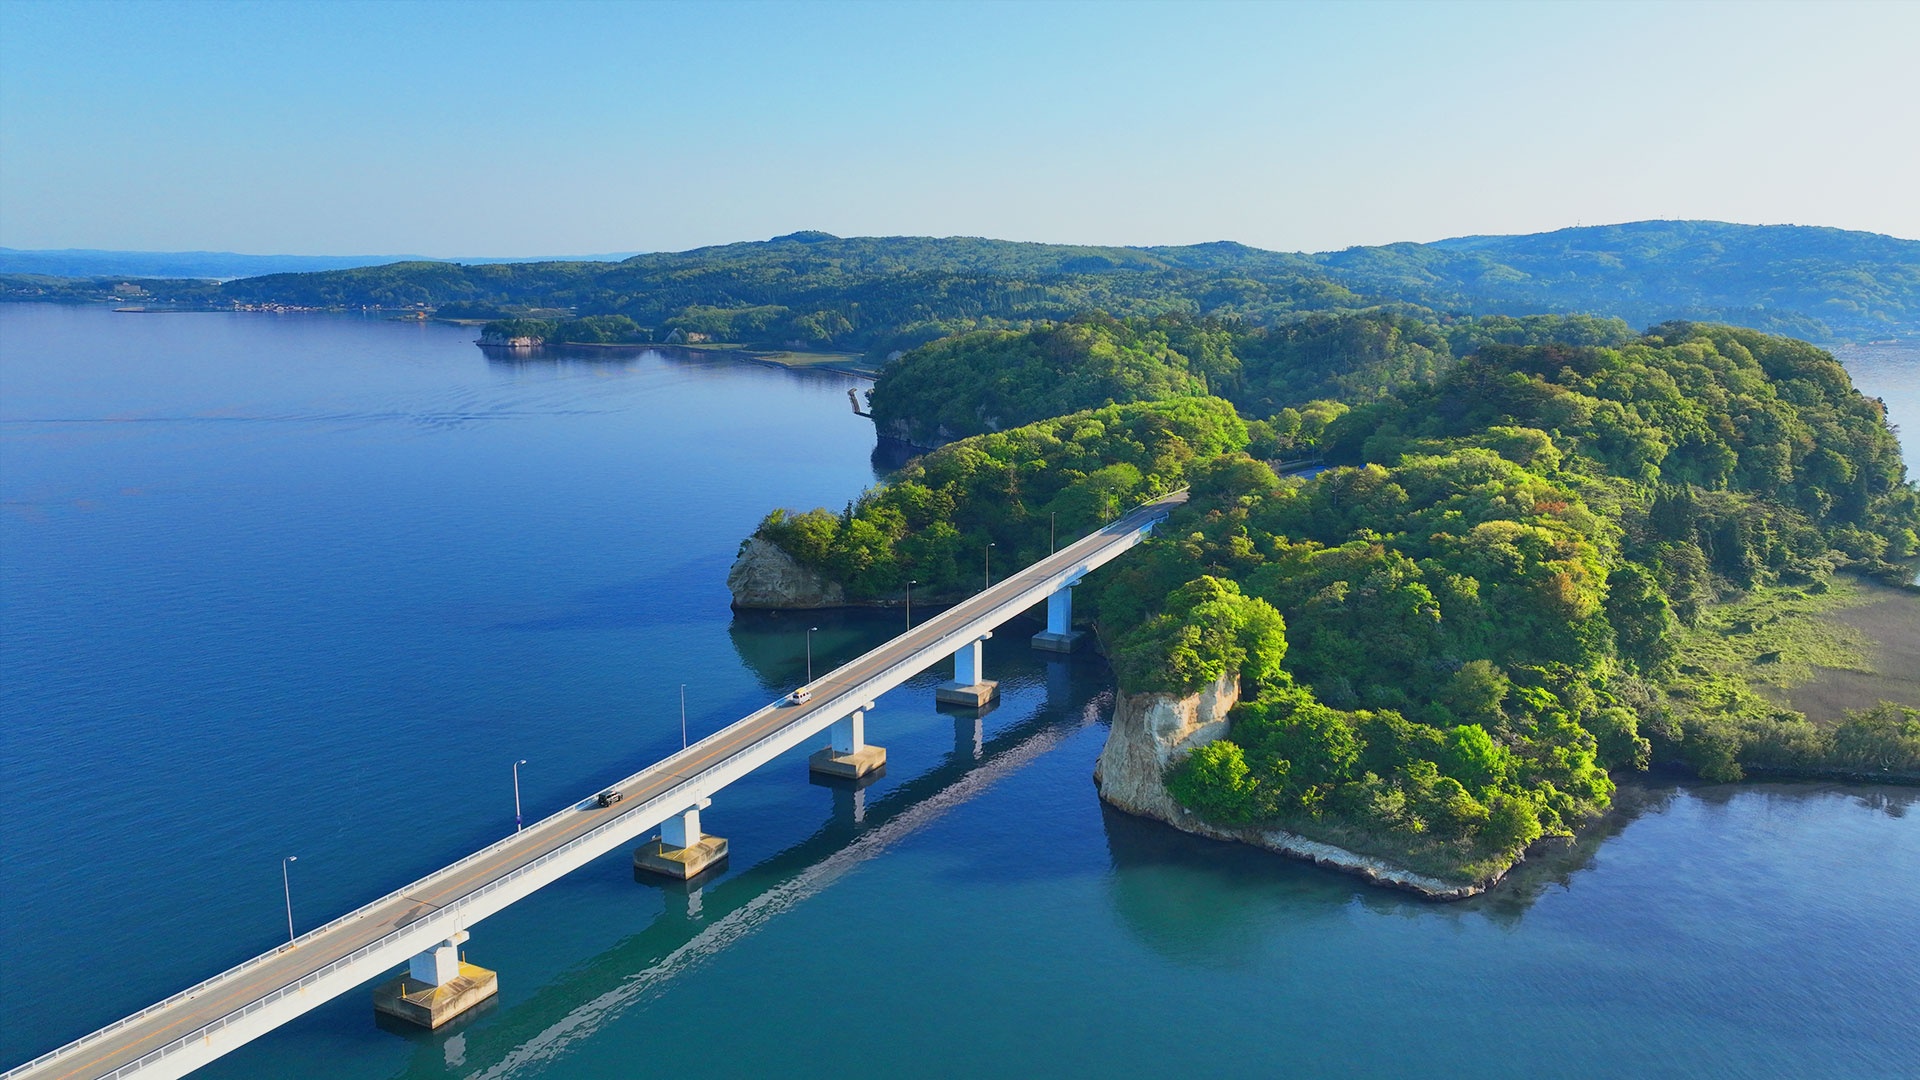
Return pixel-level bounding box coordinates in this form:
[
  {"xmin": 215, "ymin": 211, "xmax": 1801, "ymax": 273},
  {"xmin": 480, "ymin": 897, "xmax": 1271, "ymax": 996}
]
[{"xmin": 2, "ymin": 0, "xmax": 1915, "ymax": 256}]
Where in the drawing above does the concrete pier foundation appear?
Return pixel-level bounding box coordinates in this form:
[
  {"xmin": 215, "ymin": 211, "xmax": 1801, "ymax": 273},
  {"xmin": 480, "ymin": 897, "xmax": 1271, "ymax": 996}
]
[
  {"xmin": 936, "ymin": 634, "xmax": 1000, "ymax": 706},
  {"xmin": 1031, "ymin": 583, "xmax": 1085, "ymax": 652},
  {"xmin": 634, "ymin": 801, "xmax": 728, "ymax": 880},
  {"xmin": 809, "ymin": 705, "xmax": 886, "ymax": 780},
  {"xmin": 372, "ymin": 931, "xmax": 498, "ymax": 1029}
]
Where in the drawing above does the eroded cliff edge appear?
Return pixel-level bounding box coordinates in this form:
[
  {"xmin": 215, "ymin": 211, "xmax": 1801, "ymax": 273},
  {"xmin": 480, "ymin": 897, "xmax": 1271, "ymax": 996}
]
[
  {"xmin": 1093, "ymin": 671, "xmax": 1496, "ymax": 901},
  {"xmin": 727, "ymin": 536, "xmax": 846, "ymax": 609}
]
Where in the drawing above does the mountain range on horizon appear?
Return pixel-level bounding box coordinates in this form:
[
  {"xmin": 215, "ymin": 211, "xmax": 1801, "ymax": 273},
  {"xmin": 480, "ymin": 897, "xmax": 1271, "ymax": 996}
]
[
  {"xmin": 5, "ymin": 219, "xmax": 1918, "ymax": 346},
  {"xmin": 0, "ymin": 247, "xmax": 645, "ymax": 280},
  {"xmin": 4, "ymin": 218, "xmax": 1914, "ymax": 281}
]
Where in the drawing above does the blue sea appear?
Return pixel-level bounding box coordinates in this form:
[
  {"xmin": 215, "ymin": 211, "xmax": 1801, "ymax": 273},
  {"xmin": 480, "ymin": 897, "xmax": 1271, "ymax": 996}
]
[{"xmin": 2, "ymin": 305, "xmax": 1916, "ymax": 1078}]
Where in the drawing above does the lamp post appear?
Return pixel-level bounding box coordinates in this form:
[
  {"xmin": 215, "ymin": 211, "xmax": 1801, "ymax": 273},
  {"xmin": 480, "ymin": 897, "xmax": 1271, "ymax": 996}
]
[
  {"xmin": 906, "ymin": 579, "xmax": 917, "ymax": 630},
  {"xmin": 281, "ymin": 856, "xmax": 298, "ymax": 946},
  {"xmin": 513, "ymin": 759, "xmax": 527, "ymax": 832},
  {"xmin": 680, "ymin": 684, "xmax": 688, "ymax": 749},
  {"xmin": 984, "ymin": 542, "xmax": 995, "ymax": 589},
  {"xmin": 1051, "ymin": 512, "xmax": 1056, "ymax": 555},
  {"xmin": 807, "ymin": 626, "xmax": 819, "ymax": 684}
]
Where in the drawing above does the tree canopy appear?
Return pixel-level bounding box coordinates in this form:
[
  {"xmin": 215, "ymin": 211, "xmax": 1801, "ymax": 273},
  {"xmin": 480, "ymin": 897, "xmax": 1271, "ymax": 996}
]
[{"xmin": 751, "ymin": 319, "xmax": 1920, "ymax": 883}]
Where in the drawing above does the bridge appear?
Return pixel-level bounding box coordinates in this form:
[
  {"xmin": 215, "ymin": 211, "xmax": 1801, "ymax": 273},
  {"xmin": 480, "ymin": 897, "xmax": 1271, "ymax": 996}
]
[{"xmin": 8, "ymin": 489, "xmax": 1186, "ymax": 1080}]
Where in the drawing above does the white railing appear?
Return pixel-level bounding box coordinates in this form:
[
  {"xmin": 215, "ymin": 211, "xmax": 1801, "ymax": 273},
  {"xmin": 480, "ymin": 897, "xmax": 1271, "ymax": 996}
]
[{"xmin": 6, "ymin": 490, "xmax": 1182, "ymax": 1080}]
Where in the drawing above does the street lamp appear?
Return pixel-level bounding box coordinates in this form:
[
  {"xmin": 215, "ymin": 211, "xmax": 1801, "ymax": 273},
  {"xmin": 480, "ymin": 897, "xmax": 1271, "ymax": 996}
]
[
  {"xmin": 281, "ymin": 856, "xmax": 298, "ymax": 946},
  {"xmin": 807, "ymin": 626, "xmax": 819, "ymax": 684},
  {"xmin": 984, "ymin": 542, "xmax": 996, "ymax": 589},
  {"xmin": 906, "ymin": 579, "xmax": 917, "ymax": 629},
  {"xmin": 680, "ymin": 684, "xmax": 688, "ymax": 749},
  {"xmin": 1051, "ymin": 512, "xmax": 1056, "ymax": 555},
  {"xmin": 513, "ymin": 759, "xmax": 528, "ymax": 832}
]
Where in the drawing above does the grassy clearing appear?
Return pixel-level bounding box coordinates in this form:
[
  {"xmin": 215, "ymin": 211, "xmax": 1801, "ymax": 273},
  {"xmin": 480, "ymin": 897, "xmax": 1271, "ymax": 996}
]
[
  {"xmin": 1657, "ymin": 573, "xmax": 1920, "ymax": 780},
  {"xmin": 741, "ymin": 349, "xmax": 877, "ymax": 372},
  {"xmin": 1667, "ymin": 575, "xmax": 1877, "ymax": 721}
]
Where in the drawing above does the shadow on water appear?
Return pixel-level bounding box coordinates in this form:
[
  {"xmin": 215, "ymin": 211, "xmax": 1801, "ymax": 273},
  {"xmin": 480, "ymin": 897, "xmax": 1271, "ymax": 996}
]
[
  {"xmin": 1096, "ymin": 768, "xmax": 1819, "ymax": 963},
  {"xmin": 869, "ymin": 436, "xmax": 923, "ymax": 477},
  {"xmin": 481, "ymin": 344, "xmax": 866, "ymax": 391},
  {"xmin": 1097, "ymin": 802, "xmax": 1359, "ymax": 970},
  {"xmin": 381, "ymin": 655, "xmax": 1104, "ymax": 1078},
  {"xmin": 725, "ymin": 608, "xmax": 930, "ymax": 694},
  {"xmin": 480, "ymin": 346, "xmax": 656, "ymax": 374}
]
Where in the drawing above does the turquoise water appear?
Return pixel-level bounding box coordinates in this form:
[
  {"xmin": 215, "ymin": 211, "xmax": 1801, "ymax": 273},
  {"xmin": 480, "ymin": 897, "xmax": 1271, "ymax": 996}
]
[{"xmin": 3, "ymin": 306, "xmax": 1917, "ymax": 1078}]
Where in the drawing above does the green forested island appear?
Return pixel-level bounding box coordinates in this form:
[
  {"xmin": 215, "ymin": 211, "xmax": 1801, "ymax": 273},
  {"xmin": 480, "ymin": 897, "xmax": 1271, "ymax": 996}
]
[
  {"xmin": 741, "ymin": 318, "xmax": 1920, "ymax": 887},
  {"xmin": 866, "ymin": 310, "xmax": 1636, "ymax": 445},
  {"xmin": 7, "ymin": 221, "xmax": 1918, "ymax": 349}
]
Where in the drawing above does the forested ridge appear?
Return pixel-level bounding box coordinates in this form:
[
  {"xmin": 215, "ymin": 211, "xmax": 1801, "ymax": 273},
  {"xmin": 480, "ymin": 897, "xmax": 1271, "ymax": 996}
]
[
  {"xmin": 745, "ymin": 320, "xmax": 1920, "ymax": 883},
  {"xmin": 868, "ymin": 310, "xmax": 1637, "ymax": 445},
  {"xmin": 12, "ymin": 221, "xmax": 1915, "ymax": 348}
]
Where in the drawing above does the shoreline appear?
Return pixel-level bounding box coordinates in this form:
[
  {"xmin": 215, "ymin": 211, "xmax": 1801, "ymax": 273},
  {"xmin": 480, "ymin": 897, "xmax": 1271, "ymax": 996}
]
[
  {"xmin": 1084, "ymin": 588, "xmax": 1920, "ymax": 900},
  {"xmin": 1107, "ymin": 797, "xmax": 1509, "ymax": 900},
  {"xmin": 476, "ymin": 338, "xmax": 879, "ymax": 379}
]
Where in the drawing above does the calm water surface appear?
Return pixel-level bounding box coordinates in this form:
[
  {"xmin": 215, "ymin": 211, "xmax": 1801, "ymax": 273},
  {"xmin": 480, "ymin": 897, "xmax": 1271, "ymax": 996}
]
[
  {"xmin": 2, "ymin": 306, "xmax": 1916, "ymax": 1078},
  {"xmin": 1833, "ymin": 341, "xmax": 1920, "ymax": 473}
]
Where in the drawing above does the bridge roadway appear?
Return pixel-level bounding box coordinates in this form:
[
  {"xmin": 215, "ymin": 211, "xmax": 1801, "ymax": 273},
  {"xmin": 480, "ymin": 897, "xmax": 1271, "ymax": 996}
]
[{"xmin": 10, "ymin": 489, "xmax": 1186, "ymax": 1080}]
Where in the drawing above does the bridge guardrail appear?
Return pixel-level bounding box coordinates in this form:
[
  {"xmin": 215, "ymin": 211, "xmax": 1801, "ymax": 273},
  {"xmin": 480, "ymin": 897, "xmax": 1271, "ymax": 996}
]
[{"xmin": 6, "ymin": 490, "xmax": 1182, "ymax": 1080}]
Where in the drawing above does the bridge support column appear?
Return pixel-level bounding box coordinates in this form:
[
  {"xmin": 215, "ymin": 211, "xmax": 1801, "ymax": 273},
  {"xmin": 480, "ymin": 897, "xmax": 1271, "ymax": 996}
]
[
  {"xmin": 1031, "ymin": 581, "xmax": 1086, "ymax": 652},
  {"xmin": 811, "ymin": 702, "xmax": 886, "ymax": 780},
  {"xmin": 635, "ymin": 799, "xmax": 728, "ymax": 881},
  {"xmin": 372, "ymin": 929, "xmax": 499, "ymax": 1029},
  {"xmin": 936, "ymin": 633, "xmax": 1000, "ymax": 707}
]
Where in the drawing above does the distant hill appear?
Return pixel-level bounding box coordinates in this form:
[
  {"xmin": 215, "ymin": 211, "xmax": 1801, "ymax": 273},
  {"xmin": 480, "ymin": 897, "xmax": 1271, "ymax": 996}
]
[
  {"xmin": 1316, "ymin": 221, "xmax": 1920, "ymax": 342},
  {"xmin": 5, "ymin": 222, "xmax": 1914, "ymax": 347},
  {"xmin": 0, "ymin": 247, "xmax": 642, "ymax": 280}
]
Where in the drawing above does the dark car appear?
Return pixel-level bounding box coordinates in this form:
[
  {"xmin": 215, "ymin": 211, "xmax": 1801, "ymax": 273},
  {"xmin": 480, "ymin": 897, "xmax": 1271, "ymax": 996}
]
[{"xmin": 596, "ymin": 790, "xmax": 624, "ymax": 808}]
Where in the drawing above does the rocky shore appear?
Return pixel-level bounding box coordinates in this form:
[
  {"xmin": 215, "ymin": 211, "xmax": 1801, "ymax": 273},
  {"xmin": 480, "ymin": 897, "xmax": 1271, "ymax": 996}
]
[
  {"xmin": 726, "ymin": 536, "xmax": 846, "ymax": 609},
  {"xmin": 1092, "ymin": 669, "xmax": 1503, "ymax": 901},
  {"xmin": 476, "ymin": 328, "xmax": 544, "ymax": 347}
]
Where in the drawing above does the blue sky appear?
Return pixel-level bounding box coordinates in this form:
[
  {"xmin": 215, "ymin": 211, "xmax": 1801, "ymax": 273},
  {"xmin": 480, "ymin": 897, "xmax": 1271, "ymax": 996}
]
[{"xmin": 2, "ymin": 0, "xmax": 1915, "ymax": 256}]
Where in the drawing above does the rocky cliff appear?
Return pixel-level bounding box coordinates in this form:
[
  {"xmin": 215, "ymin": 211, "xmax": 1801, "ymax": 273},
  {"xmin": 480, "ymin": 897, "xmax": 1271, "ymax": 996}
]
[
  {"xmin": 726, "ymin": 536, "xmax": 847, "ymax": 609},
  {"xmin": 477, "ymin": 329, "xmax": 543, "ymax": 347},
  {"xmin": 1094, "ymin": 670, "xmax": 1241, "ymax": 821},
  {"xmin": 1093, "ymin": 673, "xmax": 1492, "ymax": 900}
]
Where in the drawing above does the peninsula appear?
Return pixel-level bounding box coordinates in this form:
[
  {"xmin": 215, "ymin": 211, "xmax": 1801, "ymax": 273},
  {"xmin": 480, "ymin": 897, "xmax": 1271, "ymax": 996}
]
[{"xmin": 729, "ymin": 316, "xmax": 1920, "ymax": 895}]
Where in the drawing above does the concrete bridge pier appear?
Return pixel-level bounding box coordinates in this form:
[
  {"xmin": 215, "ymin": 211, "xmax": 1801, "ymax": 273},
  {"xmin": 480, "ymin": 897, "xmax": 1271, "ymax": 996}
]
[
  {"xmin": 810, "ymin": 701, "xmax": 885, "ymax": 780},
  {"xmin": 1031, "ymin": 580, "xmax": 1086, "ymax": 652},
  {"xmin": 371, "ymin": 929, "xmax": 498, "ymax": 1029},
  {"xmin": 936, "ymin": 633, "xmax": 1000, "ymax": 706},
  {"xmin": 635, "ymin": 799, "xmax": 728, "ymax": 880}
]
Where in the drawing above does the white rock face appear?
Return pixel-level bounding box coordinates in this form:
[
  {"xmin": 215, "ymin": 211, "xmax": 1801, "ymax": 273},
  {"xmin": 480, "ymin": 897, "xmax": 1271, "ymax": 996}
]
[
  {"xmin": 880, "ymin": 416, "xmax": 954, "ymax": 448},
  {"xmin": 726, "ymin": 536, "xmax": 847, "ymax": 609},
  {"xmin": 1093, "ymin": 670, "xmax": 1491, "ymax": 900},
  {"xmin": 1093, "ymin": 670, "xmax": 1239, "ymax": 820}
]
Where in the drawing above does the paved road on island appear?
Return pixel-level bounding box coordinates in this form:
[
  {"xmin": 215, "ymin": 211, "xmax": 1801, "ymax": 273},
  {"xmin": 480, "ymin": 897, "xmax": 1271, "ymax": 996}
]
[{"xmin": 18, "ymin": 490, "xmax": 1186, "ymax": 1080}]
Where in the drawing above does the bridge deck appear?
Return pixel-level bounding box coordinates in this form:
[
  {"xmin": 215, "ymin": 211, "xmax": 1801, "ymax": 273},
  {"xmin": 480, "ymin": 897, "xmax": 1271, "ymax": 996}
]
[{"xmin": 12, "ymin": 490, "xmax": 1185, "ymax": 1080}]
